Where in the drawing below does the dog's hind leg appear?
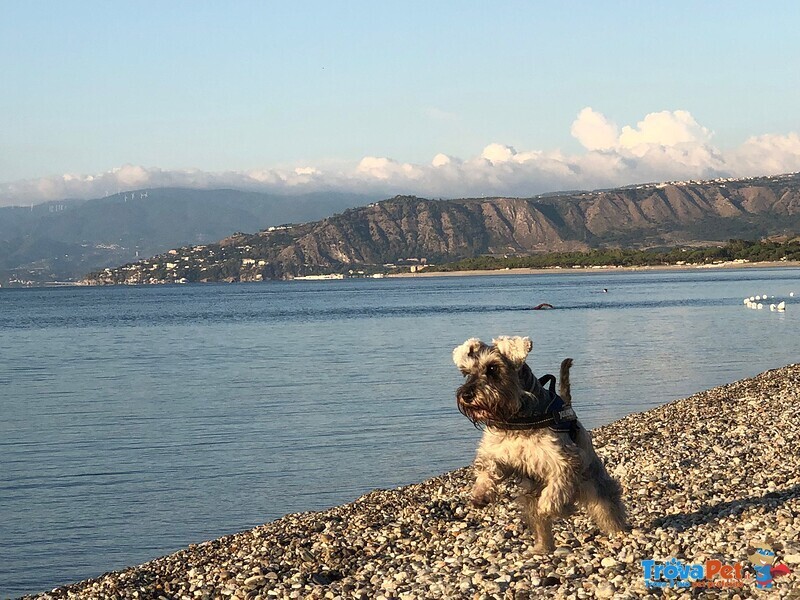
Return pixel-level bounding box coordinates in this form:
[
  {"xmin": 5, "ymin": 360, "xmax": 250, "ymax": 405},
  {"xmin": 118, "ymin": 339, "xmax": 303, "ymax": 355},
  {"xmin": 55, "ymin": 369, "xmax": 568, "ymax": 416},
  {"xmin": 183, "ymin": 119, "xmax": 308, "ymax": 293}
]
[{"xmin": 578, "ymin": 459, "xmax": 629, "ymax": 533}]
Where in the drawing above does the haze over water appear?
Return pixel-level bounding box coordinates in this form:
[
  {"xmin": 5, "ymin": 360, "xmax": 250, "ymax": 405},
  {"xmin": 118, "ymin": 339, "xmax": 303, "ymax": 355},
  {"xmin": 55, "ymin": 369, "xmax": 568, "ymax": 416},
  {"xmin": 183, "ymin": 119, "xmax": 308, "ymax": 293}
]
[{"xmin": 1, "ymin": 268, "xmax": 798, "ymax": 597}]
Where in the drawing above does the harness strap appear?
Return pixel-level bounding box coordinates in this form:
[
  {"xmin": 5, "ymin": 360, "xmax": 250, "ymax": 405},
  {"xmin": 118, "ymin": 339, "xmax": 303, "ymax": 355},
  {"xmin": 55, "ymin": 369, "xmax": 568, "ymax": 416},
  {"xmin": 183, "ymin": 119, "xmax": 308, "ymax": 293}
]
[
  {"xmin": 486, "ymin": 406, "xmax": 577, "ymax": 430},
  {"xmin": 485, "ymin": 369, "xmax": 578, "ymax": 441},
  {"xmin": 538, "ymin": 373, "xmax": 556, "ymax": 395}
]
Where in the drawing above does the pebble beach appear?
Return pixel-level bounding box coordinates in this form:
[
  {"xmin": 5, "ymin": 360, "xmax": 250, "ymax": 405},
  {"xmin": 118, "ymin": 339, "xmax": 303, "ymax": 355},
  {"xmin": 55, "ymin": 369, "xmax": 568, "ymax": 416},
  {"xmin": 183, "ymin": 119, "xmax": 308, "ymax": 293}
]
[{"xmin": 26, "ymin": 364, "xmax": 800, "ymax": 599}]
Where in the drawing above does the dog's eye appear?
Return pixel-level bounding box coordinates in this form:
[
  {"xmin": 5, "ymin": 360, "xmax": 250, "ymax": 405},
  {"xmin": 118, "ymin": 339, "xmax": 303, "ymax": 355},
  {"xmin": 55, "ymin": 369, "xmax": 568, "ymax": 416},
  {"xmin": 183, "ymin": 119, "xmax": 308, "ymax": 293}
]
[{"xmin": 486, "ymin": 365, "xmax": 498, "ymax": 377}]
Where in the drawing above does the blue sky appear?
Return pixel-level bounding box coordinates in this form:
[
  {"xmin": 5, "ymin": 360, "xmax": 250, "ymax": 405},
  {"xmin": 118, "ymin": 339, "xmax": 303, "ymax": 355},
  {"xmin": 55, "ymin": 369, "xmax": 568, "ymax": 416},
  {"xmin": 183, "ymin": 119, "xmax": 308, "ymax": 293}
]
[{"xmin": 2, "ymin": 1, "xmax": 799, "ymax": 204}]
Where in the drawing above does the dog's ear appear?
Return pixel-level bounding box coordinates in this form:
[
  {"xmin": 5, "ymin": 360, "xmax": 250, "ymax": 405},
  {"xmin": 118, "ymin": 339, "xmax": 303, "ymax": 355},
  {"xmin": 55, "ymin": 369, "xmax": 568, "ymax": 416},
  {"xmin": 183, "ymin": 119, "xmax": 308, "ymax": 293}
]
[
  {"xmin": 453, "ymin": 338, "xmax": 484, "ymax": 371},
  {"xmin": 491, "ymin": 336, "xmax": 532, "ymax": 368}
]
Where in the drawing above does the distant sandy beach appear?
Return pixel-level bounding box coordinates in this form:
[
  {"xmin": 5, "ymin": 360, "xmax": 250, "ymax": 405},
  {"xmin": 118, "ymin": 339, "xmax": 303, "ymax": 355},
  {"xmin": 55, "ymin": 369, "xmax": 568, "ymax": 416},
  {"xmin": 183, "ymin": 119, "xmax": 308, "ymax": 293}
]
[{"xmin": 389, "ymin": 260, "xmax": 800, "ymax": 278}]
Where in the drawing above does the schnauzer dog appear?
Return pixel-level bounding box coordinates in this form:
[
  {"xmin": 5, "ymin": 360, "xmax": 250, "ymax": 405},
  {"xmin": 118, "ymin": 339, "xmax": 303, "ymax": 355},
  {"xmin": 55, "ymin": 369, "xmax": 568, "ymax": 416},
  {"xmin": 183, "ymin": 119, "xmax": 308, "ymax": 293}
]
[{"xmin": 453, "ymin": 335, "xmax": 628, "ymax": 553}]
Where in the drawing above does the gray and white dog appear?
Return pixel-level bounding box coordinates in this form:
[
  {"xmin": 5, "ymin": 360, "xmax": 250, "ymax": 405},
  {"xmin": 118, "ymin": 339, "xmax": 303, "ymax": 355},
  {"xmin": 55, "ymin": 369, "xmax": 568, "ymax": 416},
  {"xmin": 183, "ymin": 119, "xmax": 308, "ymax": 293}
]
[{"xmin": 453, "ymin": 335, "xmax": 628, "ymax": 553}]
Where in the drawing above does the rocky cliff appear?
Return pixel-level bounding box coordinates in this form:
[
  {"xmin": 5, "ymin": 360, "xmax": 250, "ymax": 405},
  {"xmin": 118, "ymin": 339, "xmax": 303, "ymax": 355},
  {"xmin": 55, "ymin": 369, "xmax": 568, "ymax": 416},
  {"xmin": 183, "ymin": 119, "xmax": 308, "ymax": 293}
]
[{"xmin": 84, "ymin": 173, "xmax": 800, "ymax": 284}]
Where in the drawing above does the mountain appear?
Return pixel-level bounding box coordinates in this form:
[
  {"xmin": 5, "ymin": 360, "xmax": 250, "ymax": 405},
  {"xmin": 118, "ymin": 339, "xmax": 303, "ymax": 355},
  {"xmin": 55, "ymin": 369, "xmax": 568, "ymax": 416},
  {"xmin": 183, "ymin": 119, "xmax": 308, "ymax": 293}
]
[
  {"xmin": 0, "ymin": 189, "xmax": 375, "ymax": 284},
  {"xmin": 83, "ymin": 173, "xmax": 800, "ymax": 285}
]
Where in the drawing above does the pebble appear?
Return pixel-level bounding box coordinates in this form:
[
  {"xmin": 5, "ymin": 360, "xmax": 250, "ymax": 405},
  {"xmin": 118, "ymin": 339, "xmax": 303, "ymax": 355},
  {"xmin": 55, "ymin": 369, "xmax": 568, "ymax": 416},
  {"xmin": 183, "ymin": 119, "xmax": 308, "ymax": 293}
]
[
  {"xmin": 600, "ymin": 557, "xmax": 617, "ymax": 568},
  {"xmin": 242, "ymin": 575, "xmax": 265, "ymax": 589},
  {"xmin": 22, "ymin": 364, "xmax": 800, "ymax": 599},
  {"xmin": 595, "ymin": 582, "xmax": 616, "ymax": 598}
]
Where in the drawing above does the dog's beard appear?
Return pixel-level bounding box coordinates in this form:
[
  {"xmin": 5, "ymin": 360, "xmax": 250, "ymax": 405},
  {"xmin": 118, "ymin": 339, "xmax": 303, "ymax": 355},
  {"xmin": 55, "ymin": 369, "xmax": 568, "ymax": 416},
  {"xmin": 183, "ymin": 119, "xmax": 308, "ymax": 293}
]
[
  {"xmin": 456, "ymin": 384, "xmax": 522, "ymax": 426},
  {"xmin": 457, "ymin": 399, "xmax": 491, "ymax": 427}
]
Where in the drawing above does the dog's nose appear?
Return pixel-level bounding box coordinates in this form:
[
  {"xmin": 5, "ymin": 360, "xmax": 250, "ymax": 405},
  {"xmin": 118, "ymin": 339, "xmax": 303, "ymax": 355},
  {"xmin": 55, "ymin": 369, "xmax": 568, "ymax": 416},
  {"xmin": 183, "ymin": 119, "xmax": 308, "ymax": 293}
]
[{"xmin": 460, "ymin": 389, "xmax": 474, "ymax": 404}]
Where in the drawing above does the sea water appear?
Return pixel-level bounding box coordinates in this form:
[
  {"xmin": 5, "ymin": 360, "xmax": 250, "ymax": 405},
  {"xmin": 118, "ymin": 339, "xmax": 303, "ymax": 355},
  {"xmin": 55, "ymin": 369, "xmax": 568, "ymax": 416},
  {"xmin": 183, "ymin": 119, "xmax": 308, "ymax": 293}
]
[{"xmin": 1, "ymin": 268, "xmax": 798, "ymax": 597}]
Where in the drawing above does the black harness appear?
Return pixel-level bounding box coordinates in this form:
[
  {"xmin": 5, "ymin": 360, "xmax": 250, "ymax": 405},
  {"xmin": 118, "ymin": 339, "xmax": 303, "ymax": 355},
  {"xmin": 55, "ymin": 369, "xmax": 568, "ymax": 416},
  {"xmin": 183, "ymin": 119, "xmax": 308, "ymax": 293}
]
[{"xmin": 485, "ymin": 364, "xmax": 579, "ymax": 441}]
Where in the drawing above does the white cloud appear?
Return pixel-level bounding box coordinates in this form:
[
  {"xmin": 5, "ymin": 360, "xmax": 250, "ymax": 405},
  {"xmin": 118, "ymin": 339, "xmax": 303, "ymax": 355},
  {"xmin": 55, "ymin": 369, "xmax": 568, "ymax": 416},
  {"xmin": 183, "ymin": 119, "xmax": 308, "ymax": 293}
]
[
  {"xmin": 423, "ymin": 107, "xmax": 458, "ymax": 122},
  {"xmin": 431, "ymin": 153, "xmax": 456, "ymax": 167},
  {"xmin": 479, "ymin": 143, "xmax": 517, "ymax": 164},
  {"xmin": 618, "ymin": 110, "xmax": 712, "ymax": 152},
  {"xmin": 2, "ymin": 108, "xmax": 799, "ymax": 207},
  {"xmin": 355, "ymin": 156, "xmax": 395, "ymax": 179},
  {"xmin": 729, "ymin": 132, "xmax": 800, "ymax": 176},
  {"xmin": 294, "ymin": 167, "xmax": 320, "ymax": 176},
  {"xmin": 113, "ymin": 164, "xmax": 151, "ymax": 186},
  {"xmin": 571, "ymin": 107, "xmax": 619, "ymax": 151}
]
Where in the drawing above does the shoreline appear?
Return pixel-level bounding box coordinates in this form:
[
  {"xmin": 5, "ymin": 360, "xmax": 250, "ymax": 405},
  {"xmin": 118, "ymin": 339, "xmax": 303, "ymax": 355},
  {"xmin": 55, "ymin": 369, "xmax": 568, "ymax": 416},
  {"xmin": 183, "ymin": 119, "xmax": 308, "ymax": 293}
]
[
  {"xmin": 389, "ymin": 260, "xmax": 800, "ymax": 278},
  {"xmin": 6, "ymin": 260, "xmax": 796, "ymax": 289},
  {"xmin": 26, "ymin": 365, "xmax": 800, "ymax": 599}
]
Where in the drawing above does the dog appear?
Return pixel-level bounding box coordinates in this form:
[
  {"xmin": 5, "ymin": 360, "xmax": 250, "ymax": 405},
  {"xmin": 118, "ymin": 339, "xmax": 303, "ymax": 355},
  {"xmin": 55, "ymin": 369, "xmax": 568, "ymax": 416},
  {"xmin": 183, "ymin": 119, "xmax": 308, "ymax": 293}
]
[{"xmin": 453, "ymin": 335, "xmax": 628, "ymax": 553}]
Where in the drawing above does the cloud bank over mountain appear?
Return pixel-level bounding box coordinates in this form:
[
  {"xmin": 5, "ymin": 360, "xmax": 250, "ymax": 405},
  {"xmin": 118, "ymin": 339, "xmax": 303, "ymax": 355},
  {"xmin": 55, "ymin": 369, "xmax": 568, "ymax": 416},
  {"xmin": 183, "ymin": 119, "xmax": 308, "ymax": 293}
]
[{"xmin": 3, "ymin": 108, "xmax": 800, "ymax": 207}]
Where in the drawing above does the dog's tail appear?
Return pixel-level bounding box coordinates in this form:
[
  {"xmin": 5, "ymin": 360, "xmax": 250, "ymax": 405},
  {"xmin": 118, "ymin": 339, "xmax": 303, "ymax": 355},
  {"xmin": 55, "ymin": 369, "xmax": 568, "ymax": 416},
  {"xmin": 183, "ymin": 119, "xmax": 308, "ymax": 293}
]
[{"xmin": 559, "ymin": 358, "xmax": 573, "ymax": 406}]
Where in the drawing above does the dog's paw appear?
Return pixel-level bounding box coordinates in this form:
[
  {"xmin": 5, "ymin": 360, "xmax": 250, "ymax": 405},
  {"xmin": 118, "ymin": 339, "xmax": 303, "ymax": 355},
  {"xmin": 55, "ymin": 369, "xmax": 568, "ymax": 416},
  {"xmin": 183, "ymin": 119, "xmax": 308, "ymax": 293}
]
[
  {"xmin": 471, "ymin": 485, "xmax": 497, "ymax": 507},
  {"xmin": 531, "ymin": 541, "xmax": 556, "ymax": 555},
  {"xmin": 606, "ymin": 521, "xmax": 631, "ymax": 534}
]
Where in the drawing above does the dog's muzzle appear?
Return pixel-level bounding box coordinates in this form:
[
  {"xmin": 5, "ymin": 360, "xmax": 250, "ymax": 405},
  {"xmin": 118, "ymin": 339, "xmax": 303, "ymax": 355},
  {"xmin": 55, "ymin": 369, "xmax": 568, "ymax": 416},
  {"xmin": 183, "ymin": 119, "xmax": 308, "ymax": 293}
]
[{"xmin": 457, "ymin": 387, "xmax": 475, "ymax": 405}]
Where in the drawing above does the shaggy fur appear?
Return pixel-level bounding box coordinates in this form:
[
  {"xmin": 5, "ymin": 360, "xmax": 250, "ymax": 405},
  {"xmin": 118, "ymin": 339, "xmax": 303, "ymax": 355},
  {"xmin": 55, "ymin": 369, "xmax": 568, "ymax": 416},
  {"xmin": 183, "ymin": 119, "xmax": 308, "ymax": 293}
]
[{"xmin": 453, "ymin": 335, "xmax": 628, "ymax": 553}]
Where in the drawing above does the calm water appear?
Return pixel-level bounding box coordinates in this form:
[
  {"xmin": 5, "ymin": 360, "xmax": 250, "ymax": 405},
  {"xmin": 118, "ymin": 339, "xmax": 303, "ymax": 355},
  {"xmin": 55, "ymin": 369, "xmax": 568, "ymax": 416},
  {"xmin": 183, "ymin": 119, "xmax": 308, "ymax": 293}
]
[{"xmin": 1, "ymin": 268, "xmax": 798, "ymax": 597}]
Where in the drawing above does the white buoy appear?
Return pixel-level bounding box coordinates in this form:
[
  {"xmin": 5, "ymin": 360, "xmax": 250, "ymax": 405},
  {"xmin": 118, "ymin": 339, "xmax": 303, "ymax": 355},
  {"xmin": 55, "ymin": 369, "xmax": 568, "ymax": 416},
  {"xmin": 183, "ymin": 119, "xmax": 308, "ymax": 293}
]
[
  {"xmin": 750, "ymin": 296, "xmax": 755, "ymax": 301},
  {"xmin": 777, "ymin": 301, "xmax": 786, "ymax": 311},
  {"xmin": 743, "ymin": 298, "xmax": 749, "ymax": 305},
  {"xmin": 755, "ymin": 295, "xmax": 761, "ymax": 301},
  {"xmin": 791, "ymin": 292, "xmax": 795, "ymax": 297},
  {"xmin": 770, "ymin": 304, "xmax": 776, "ymax": 311}
]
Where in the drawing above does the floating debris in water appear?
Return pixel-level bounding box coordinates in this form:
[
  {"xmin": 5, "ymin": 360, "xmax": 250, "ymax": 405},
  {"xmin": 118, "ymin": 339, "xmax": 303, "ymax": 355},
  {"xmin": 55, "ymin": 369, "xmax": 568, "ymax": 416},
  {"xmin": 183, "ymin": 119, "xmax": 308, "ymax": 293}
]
[{"xmin": 743, "ymin": 293, "xmax": 790, "ymax": 313}]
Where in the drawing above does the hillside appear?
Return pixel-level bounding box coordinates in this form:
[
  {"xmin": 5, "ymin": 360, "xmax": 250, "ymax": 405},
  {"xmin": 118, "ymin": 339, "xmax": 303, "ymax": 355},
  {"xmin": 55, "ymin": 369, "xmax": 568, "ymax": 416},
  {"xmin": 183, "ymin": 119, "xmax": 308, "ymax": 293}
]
[
  {"xmin": 0, "ymin": 189, "xmax": 373, "ymax": 285},
  {"xmin": 82, "ymin": 173, "xmax": 800, "ymax": 285}
]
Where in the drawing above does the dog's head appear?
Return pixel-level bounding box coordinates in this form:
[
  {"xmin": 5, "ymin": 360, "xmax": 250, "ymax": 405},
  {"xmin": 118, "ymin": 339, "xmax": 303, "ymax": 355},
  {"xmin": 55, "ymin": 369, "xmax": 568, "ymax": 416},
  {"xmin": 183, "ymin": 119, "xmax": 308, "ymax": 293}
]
[{"xmin": 452, "ymin": 335, "xmax": 532, "ymax": 425}]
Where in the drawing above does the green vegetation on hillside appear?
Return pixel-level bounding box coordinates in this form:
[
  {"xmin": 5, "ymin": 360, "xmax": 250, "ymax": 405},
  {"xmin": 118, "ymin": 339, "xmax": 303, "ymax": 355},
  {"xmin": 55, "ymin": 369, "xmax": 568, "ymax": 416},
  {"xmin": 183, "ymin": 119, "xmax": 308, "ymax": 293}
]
[{"xmin": 430, "ymin": 238, "xmax": 800, "ymax": 272}]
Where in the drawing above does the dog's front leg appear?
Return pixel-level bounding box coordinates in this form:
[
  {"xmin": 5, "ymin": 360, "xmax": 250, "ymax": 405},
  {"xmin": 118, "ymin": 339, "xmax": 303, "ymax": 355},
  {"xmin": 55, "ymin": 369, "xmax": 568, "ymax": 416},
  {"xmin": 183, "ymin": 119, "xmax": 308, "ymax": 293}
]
[
  {"xmin": 517, "ymin": 486, "xmax": 555, "ymax": 554},
  {"xmin": 471, "ymin": 449, "xmax": 503, "ymax": 507}
]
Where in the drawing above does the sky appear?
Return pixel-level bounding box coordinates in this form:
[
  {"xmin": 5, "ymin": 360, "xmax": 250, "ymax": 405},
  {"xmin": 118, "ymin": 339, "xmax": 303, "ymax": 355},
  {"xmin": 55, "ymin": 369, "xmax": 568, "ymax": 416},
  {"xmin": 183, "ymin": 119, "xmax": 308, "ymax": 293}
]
[{"xmin": 1, "ymin": 1, "xmax": 799, "ymax": 206}]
